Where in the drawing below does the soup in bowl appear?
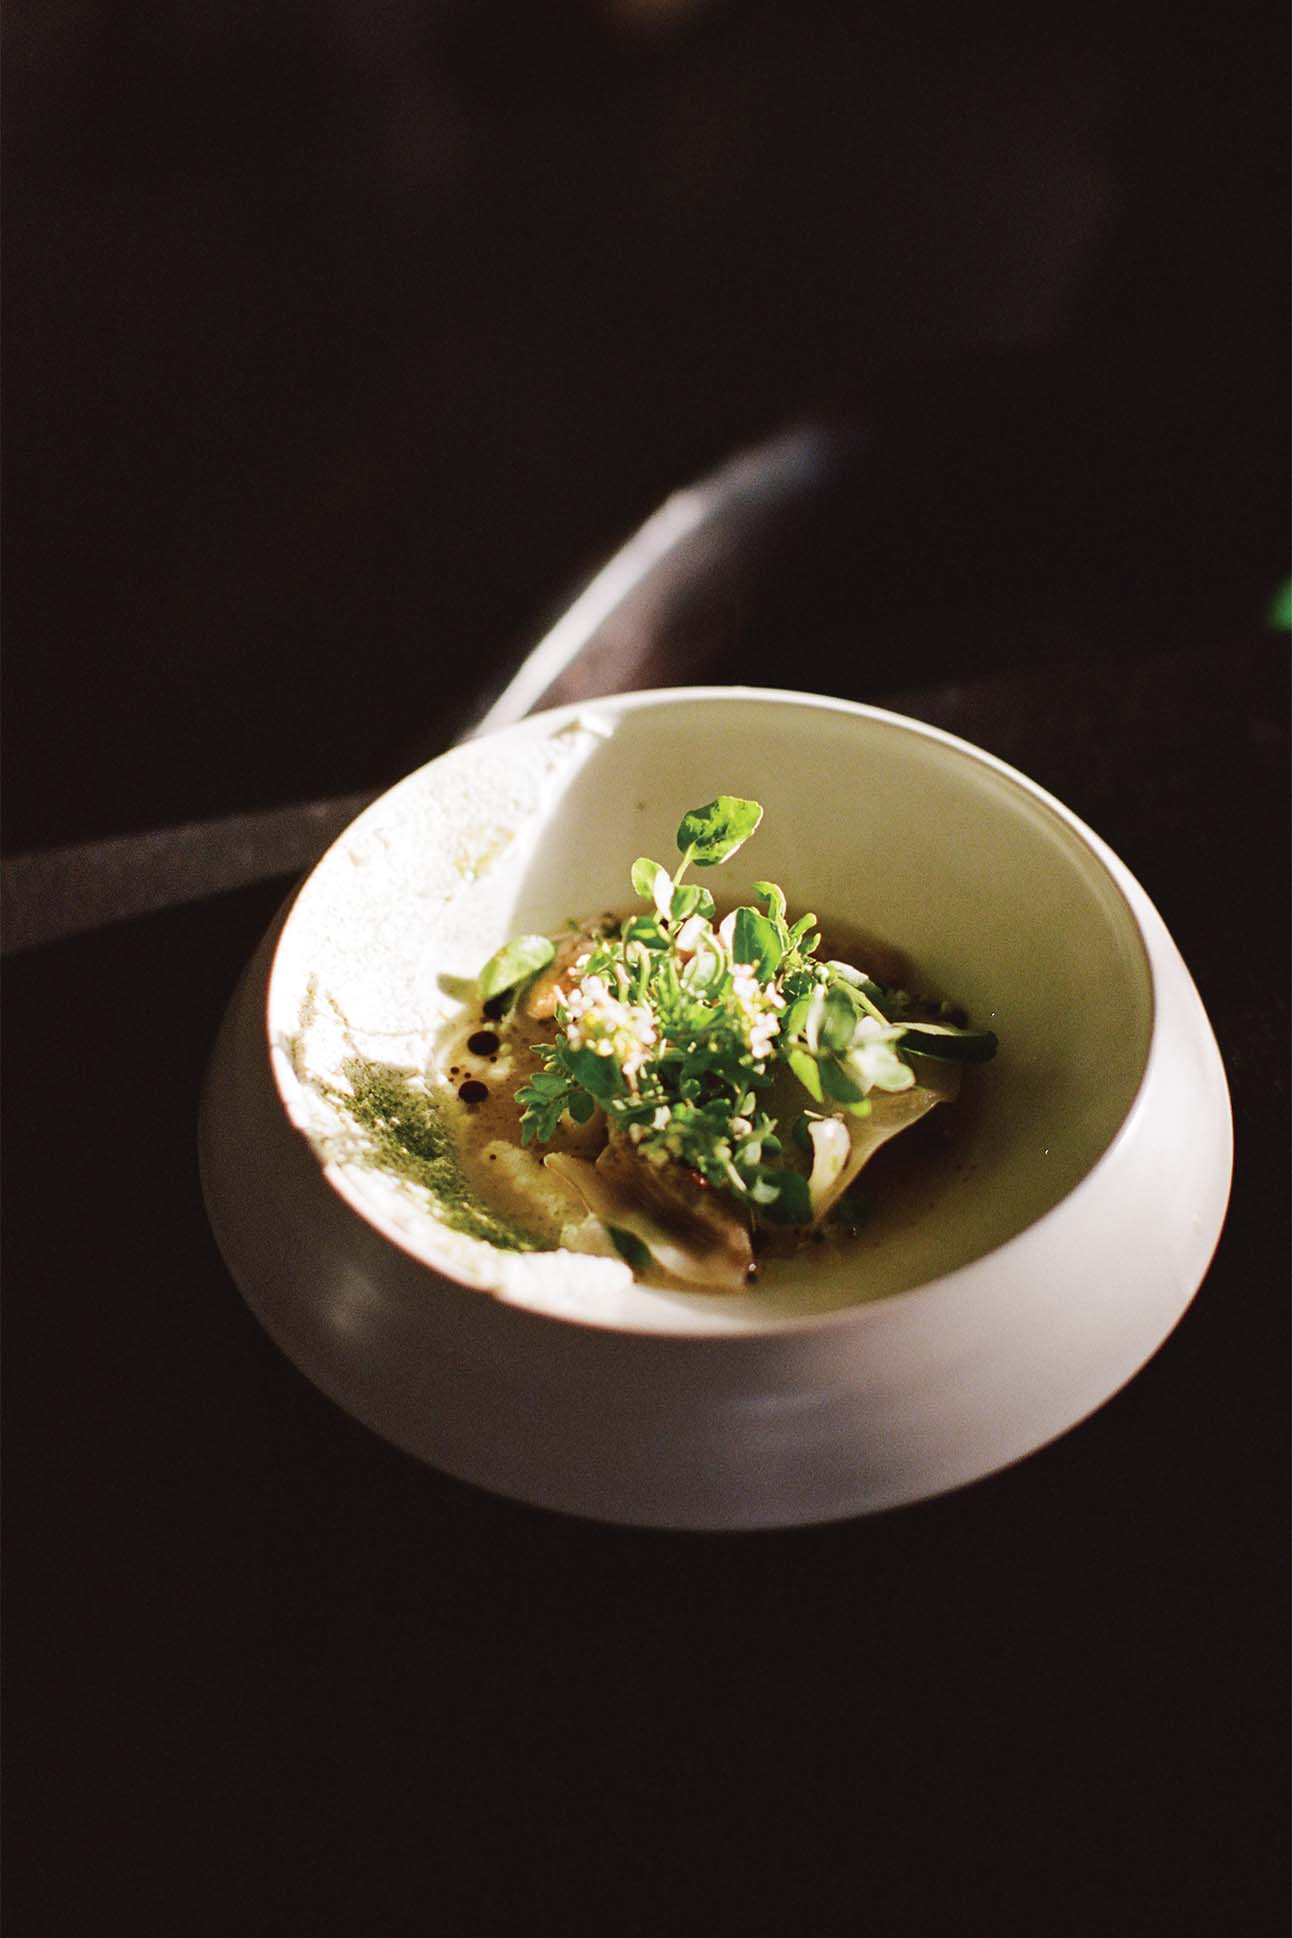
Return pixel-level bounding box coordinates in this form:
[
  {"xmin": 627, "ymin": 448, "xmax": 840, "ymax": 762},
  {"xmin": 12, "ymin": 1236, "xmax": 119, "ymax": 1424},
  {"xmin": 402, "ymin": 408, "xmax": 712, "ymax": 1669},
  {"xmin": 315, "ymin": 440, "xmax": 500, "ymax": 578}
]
[{"xmin": 200, "ymin": 689, "xmax": 1231, "ymax": 1525}]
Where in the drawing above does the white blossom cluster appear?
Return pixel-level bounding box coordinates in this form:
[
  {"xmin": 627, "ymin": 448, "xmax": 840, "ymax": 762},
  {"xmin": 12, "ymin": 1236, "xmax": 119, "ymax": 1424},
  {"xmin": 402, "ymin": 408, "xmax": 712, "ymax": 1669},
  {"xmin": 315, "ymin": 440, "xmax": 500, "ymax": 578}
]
[
  {"xmin": 561, "ymin": 969, "xmax": 657, "ymax": 1086},
  {"xmin": 729, "ymin": 963, "xmax": 786, "ymax": 1063}
]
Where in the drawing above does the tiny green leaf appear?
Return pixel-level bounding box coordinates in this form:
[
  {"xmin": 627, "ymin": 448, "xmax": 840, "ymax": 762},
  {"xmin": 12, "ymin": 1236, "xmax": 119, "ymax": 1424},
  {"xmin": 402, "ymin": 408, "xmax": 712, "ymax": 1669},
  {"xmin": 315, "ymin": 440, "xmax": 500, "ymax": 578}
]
[
  {"xmin": 753, "ymin": 881, "xmax": 787, "ymax": 925},
  {"xmin": 821, "ymin": 983, "xmax": 860, "ymax": 1054},
  {"xmin": 732, "ymin": 906, "xmax": 783, "ymax": 978},
  {"xmin": 631, "ymin": 856, "xmax": 664, "ymax": 900},
  {"xmin": 670, "ymin": 882, "xmax": 707, "ymax": 922},
  {"xmin": 563, "ymin": 1045, "xmax": 625, "ymax": 1100},
  {"xmin": 607, "ymin": 1226, "xmax": 654, "ymax": 1274},
  {"xmin": 479, "ymin": 934, "xmax": 555, "ymax": 1003},
  {"xmin": 752, "ymin": 1168, "xmax": 812, "ymax": 1226},
  {"xmin": 818, "ymin": 1056, "xmax": 864, "ymax": 1104},
  {"xmin": 788, "ymin": 1048, "xmax": 824, "ymax": 1101},
  {"xmin": 732, "ymin": 899, "xmax": 782, "ymax": 976},
  {"xmin": 621, "ymin": 914, "xmax": 670, "ymax": 951},
  {"xmin": 675, "ymin": 796, "xmax": 763, "ymax": 867}
]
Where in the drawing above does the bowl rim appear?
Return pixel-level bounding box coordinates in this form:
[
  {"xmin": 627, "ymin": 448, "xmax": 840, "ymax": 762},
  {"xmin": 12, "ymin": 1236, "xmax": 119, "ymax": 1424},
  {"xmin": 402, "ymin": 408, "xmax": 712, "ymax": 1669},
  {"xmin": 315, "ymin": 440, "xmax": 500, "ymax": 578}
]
[{"xmin": 264, "ymin": 683, "xmax": 1170, "ymax": 1344}]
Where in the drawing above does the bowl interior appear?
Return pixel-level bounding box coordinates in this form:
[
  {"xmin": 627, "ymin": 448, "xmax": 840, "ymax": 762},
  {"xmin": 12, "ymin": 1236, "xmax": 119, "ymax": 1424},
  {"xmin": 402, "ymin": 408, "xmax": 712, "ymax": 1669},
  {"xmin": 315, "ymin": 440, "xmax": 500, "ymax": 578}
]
[{"xmin": 267, "ymin": 690, "xmax": 1153, "ymax": 1333}]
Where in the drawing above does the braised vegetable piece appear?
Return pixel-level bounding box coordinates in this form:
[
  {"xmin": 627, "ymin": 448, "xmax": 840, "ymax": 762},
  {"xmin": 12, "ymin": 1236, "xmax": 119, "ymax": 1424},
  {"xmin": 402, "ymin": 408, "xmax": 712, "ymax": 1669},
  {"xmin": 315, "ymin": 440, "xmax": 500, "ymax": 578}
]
[{"xmin": 476, "ymin": 797, "xmax": 997, "ymax": 1288}]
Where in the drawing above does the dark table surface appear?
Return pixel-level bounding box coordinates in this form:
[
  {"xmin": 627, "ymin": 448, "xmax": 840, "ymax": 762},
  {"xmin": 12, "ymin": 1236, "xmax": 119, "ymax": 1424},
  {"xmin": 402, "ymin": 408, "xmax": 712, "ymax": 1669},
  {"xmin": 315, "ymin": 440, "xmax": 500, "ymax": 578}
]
[
  {"xmin": 5, "ymin": 614, "xmax": 1287, "ymax": 1938},
  {"xmin": 5, "ymin": 9, "xmax": 1289, "ymax": 1931}
]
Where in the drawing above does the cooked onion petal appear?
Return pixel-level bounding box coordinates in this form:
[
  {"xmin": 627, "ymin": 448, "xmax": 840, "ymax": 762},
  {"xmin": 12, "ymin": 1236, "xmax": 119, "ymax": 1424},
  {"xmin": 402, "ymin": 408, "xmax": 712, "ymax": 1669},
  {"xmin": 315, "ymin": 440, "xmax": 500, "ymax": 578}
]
[
  {"xmin": 544, "ymin": 1141, "xmax": 754, "ymax": 1292},
  {"xmin": 807, "ymin": 1062, "xmax": 961, "ymax": 1226}
]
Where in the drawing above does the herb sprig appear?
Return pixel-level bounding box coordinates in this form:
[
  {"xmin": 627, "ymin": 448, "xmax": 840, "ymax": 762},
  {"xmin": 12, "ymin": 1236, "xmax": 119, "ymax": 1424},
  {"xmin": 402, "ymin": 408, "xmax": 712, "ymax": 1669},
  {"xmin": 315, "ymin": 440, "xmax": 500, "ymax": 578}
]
[{"xmin": 478, "ymin": 796, "xmax": 996, "ymax": 1230}]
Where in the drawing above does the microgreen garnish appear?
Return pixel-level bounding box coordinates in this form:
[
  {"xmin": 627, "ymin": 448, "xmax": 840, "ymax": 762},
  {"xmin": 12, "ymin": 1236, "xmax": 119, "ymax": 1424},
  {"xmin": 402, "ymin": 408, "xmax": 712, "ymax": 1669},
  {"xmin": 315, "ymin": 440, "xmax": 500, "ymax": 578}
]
[
  {"xmin": 478, "ymin": 933, "xmax": 556, "ymax": 1005},
  {"xmin": 478, "ymin": 797, "xmax": 997, "ymax": 1251},
  {"xmin": 675, "ymin": 795, "xmax": 763, "ymax": 868}
]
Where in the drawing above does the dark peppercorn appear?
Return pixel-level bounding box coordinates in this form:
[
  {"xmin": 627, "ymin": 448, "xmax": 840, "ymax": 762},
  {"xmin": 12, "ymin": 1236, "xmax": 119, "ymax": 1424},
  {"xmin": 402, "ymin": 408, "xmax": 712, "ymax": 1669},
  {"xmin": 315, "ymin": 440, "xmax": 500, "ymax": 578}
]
[
  {"xmin": 468, "ymin": 1030, "xmax": 501, "ymax": 1056},
  {"xmin": 458, "ymin": 1080, "xmax": 489, "ymax": 1104}
]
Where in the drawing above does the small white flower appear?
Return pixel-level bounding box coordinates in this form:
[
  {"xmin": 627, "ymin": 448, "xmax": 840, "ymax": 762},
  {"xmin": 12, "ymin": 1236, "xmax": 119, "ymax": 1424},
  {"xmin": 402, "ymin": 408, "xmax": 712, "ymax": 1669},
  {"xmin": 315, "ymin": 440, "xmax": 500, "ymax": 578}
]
[{"xmin": 562, "ymin": 971, "xmax": 658, "ymax": 1085}]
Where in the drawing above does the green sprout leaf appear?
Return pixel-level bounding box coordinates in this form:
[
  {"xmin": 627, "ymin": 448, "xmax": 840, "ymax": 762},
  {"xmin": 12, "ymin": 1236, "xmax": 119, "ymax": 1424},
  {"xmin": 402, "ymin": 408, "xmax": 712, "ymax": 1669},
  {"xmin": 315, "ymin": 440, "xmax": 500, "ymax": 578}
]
[
  {"xmin": 670, "ymin": 881, "xmax": 715, "ymax": 923},
  {"xmin": 608, "ymin": 1226, "xmax": 654, "ymax": 1273},
  {"xmin": 631, "ymin": 856, "xmax": 665, "ymax": 900},
  {"xmin": 732, "ymin": 905, "xmax": 783, "ymax": 979},
  {"xmin": 479, "ymin": 934, "xmax": 555, "ymax": 1003},
  {"xmin": 563, "ymin": 1045, "xmax": 626, "ymax": 1100},
  {"xmin": 675, "ymin": 796, "xmax": 763, "ymax": 868},
  {"xmin": 788, "ymin": 1048, "xmax": 824, "ymax": 1101},
  {"xmin": 821, "ymin": 983, "xmax": 860, "ymax": 1053},
  {"xmin": 818, "ymin": 1056, "xmax": 864, "ymax": 1104},
  {"xmin": 748, "ymin": 1167, "xmax": 812, "ymax": 1226},
  {"xmin": 753, "ymin": 881, "xmax": 787, "ymax": 925},
  {"xmin": 621, "ymin": 914, "xmax": 670, "ymax": 951}
]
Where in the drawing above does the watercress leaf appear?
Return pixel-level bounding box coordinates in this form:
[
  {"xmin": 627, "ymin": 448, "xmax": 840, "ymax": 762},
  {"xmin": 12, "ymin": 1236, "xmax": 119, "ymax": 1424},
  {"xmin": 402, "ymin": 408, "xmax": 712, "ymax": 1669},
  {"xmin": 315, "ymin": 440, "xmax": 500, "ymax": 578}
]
[
  {"xmin": 786, "ymin": 912, "xmax": 818, "ymax": 947},
  {"xmin": 631, "ymin": 856, "xmax": 665, "ymax": 900},
  {"xmin": 732, "ymin": 906, "xmax": 783, "ymax": 978},
  {"xmin": 676, "ymin": 796, "xmax": 763, "ymax": 867},
  {"xmin": 608, "ymin": 1226, "xmax": 653, "ymax": 1274},
  {"xmin": 826, "ymin": 959, "xmax": 865, "ymax": 987},
  {"xmin": 622, "ymin": 914, "xmax": 670, "ymax": 951},
  {"xmin": 821, "ymin": 983, "xmax": 860, "ymax": 1054},
  {"xmin": 479, "ymin": 934, "xmax": 555, "ymax": 1002},
  {"xmin": 788, "ymin": 1049, "xmax": 824, "ymax": 1102},
  {"xmin": 563, "ymin": 1045, "xmax": 625, "ymax": 1100},
  {"xmin": 670, "ymin": 881, "xmax": 706, "ymax": 921},
  {"xmin": 753, "ymin": 881, "xmax": 787, "ymax": 925},
  {"xmin": 782, "ymin": 993, "xmax": 810, "ymax": 1040},
  {"xmin": 818, "ymin": 1055, "xmax": 864, "ymax": 1103},
  {"xmin": 752, "ymin": 1167, "xmax": 813, "ymax": 1226},
  {"xmin": 567, "ymin": 1088, "xmax": 597, "ymax": 1123},
  {"xmin": 527, "ymin": 1070, "xmax": 568, "ymax": 1097}
]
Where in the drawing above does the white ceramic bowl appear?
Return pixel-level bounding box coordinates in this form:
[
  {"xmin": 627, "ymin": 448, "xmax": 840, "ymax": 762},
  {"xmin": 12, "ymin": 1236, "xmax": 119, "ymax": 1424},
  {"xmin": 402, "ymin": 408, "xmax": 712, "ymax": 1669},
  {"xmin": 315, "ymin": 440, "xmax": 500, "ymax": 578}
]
[{"xmin": 199, "ymin": 688, "xmax": 1232, "ymax": 1526}]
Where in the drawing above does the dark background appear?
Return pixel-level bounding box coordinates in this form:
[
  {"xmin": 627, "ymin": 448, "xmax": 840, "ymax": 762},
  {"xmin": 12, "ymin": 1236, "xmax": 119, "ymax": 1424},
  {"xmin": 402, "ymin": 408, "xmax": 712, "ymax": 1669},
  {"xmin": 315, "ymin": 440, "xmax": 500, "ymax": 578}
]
[
  {"xmin": 4, "ymin": 5, "xmax": 1288, "ymax": 1936},
  {"xmin": 4, "ymin": 0, "xmax": 1287, "ymax": 850}
]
